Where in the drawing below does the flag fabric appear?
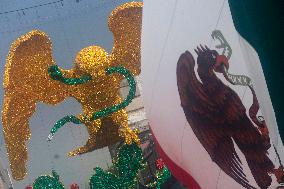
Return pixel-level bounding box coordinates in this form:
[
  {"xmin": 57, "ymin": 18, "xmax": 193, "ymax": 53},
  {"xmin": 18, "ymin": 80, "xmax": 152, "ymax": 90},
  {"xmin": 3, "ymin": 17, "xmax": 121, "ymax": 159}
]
[{"xmin": 141, "ymin": 0, "xmax": 284, "ymax": 188}]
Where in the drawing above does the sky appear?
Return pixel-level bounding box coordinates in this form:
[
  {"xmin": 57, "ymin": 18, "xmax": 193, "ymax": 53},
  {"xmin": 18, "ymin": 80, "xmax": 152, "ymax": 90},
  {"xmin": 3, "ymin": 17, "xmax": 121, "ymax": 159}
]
[{"xmin": 0, "ymin": 0, "xmax": 137, "ymax": 188}]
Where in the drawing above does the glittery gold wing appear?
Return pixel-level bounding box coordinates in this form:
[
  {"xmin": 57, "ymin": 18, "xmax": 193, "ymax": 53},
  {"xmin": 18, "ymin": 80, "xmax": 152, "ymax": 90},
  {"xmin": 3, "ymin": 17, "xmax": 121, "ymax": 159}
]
[
  {"xmin": 108, "ymin": 2, "xmax": 143, "ymax": 76},
  {"xmin": 2, "ymin": 30, "xmax": 71, "ymax": 180}
]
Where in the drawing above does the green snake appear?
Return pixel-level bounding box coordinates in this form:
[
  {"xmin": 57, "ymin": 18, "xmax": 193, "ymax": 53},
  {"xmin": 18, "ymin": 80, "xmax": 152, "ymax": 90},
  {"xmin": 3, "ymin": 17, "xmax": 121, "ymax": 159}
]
[{"xmin": 47, "ymin": 65, "xmax": 136, "ymax": 140}]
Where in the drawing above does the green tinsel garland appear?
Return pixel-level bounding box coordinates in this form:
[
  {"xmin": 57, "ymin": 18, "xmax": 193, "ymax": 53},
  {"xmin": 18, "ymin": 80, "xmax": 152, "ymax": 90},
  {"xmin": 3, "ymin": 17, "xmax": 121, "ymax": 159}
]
[
  {"xmin": 32, "ymin": 144, "xmax": 171, "ymax": 188},
  {"xmin": 147, "ymin": 167, "xmax": 171, "ymax": 189},
  {"xmin": 89, "ymin": 143, "xmax": 144, "ymax": 189},
  {"xmin": 89, "ymin": 143, "xmax": 171, "ymax": 189},
  {"xmin": 33, "ymin": 170, "xmax": 65, "ymax": 189}
]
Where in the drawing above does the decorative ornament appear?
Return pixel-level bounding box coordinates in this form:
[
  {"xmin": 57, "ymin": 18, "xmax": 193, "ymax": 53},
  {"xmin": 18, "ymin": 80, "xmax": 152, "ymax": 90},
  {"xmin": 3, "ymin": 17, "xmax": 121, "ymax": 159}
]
[
  {"xmin": 155, "ymin": 158, "xmax": 165, "ymax": 170},
  {"xmin": 33, "ymin": 170, "xmax": 64, "ymax": 189},
  {"xmin": 2, "ymin": 2, "xmax": 142, "ymax": 180},
  {"xmin": 70, "ymin": 183, "xmax": 79, "ymax": 189},
  {"xmin": 25, "ymin": 185, "xmax": 33, "ymax": 189}
]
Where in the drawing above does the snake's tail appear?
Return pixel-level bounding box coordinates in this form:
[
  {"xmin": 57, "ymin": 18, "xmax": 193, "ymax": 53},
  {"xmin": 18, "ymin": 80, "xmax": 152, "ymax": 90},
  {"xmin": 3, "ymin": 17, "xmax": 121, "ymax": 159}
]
[{"xmin": 47, "ymin": 115, "xmax": 82, "ymax": 141}]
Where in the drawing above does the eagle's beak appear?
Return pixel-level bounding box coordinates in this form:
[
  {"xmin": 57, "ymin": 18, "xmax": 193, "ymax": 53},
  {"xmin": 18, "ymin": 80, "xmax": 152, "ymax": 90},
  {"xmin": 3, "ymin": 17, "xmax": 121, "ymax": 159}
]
[{"xmin": 214, "ymin": 55, "xmax": 229, "ymax": 73}]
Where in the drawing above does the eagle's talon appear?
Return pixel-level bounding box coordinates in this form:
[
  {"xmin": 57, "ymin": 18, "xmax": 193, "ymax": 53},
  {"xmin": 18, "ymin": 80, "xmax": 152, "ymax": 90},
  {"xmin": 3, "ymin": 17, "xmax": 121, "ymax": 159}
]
[{"xmin": 68, "ymin": 145, "xmax": 92, "ymax": 156}]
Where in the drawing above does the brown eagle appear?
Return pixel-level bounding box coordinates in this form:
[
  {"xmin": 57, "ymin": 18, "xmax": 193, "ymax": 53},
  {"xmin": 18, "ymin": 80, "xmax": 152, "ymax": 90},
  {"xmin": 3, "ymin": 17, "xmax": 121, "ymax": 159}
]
[{"xmin": 176, "ymin": 46, "xmax": 276, "ymax": 189}]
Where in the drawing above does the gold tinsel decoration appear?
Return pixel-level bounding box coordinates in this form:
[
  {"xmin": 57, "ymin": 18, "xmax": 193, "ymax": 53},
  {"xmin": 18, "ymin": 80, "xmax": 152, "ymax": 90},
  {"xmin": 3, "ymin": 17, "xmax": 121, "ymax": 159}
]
[{"xmin": 2, "ymin": 2, "xmax": 142, "ymax": 180}]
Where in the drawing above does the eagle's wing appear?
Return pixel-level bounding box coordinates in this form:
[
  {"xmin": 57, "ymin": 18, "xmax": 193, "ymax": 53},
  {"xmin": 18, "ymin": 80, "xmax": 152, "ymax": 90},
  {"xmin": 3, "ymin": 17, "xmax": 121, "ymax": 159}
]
[
  {"xmin": 176, "ymin": 51, "xmax": 256, "ymax": 189},
  {"xmin": 176, "ymin": 51, "xmax": 211, "ymax": 109},
  {"xmin": 2, "ymin": 30, "xmax": 71, "ymax": 180},
  {"xmin": 108, "ymin": 2, "xmax": 143, "ymax": 76}
]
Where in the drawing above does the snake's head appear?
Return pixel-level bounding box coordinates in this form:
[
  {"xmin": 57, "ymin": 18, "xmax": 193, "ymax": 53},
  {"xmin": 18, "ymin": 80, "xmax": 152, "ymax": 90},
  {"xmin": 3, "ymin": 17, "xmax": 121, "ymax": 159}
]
[
  {"xmin": 211, "ymin": 30, "xmax": 232, "ymax": 60},
  {"xmin": 75, "ymin": 46, "xmax": 110, "ymax": 78},
  {"xmin": 214, "ymin": 54, "xmax": 229, "ymax": 73},
  {"xmin": 211, "ymin": 30, "xmax": 231, "ymax": 73}
]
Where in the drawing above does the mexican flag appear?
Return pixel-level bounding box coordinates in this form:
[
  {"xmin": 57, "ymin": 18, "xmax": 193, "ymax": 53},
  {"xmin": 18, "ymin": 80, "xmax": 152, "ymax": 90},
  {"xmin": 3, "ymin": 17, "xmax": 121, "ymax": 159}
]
[{"xmin": 141, "ymin": 0, "xmax": 284, "ymax": 188}]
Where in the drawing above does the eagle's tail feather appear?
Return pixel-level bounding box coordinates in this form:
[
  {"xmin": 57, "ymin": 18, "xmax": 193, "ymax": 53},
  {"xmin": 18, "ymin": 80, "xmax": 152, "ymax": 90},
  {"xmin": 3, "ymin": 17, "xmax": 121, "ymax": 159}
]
[{"xmin": 233, "ymin": 120, "xmax": 274, "ymax": 189}]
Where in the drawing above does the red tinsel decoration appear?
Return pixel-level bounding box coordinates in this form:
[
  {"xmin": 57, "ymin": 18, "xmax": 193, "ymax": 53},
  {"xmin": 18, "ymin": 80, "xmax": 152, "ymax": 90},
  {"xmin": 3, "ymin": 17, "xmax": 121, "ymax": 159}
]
[
  {"xmin": 25, "ymin": 185, "xmax": 33, "ymax": 189},
  {"xmin": 156, "ymin": 158, "xmax": 165, "ymax": 170},
  {"xmin": 70, "ymin": 183, "xmax": 79, "ymax": 189}
]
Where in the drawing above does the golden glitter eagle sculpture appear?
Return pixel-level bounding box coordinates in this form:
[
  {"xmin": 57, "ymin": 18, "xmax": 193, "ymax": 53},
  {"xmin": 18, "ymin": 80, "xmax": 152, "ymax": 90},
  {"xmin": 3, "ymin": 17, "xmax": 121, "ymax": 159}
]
[{"xmin": 2, "ymin": 2, "xmax": 142, "ymax": 180}]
